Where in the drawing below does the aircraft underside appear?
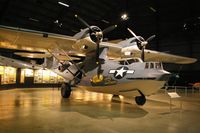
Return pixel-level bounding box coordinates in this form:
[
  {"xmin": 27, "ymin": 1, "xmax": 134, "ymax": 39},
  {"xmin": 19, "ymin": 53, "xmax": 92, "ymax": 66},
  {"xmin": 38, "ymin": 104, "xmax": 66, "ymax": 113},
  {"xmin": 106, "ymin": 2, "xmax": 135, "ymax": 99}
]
[{"xmin": 61, "ymin": 79, "xmax": 166, "ymax": 105}]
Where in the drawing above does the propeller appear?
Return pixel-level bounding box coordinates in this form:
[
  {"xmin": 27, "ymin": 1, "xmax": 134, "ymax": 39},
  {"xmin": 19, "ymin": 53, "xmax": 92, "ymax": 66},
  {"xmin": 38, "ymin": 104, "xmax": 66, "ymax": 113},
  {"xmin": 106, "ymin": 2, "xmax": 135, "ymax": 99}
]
[
  {"xmin": 127, "ymin": 28, "xmax": 155, "ymax": 61},
  {"xmin": 102, "ymin": 25, "xmax": 117, "ymax": 34},
  {"xmin": 75, "ymin": 15, "xmax": 117, "ymax": 79}
]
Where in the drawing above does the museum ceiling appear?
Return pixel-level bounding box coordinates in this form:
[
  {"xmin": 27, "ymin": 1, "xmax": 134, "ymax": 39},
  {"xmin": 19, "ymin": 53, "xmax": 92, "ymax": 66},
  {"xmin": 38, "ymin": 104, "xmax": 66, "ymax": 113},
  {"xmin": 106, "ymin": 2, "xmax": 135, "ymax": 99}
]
[
  {"xmin": 0, "ymin": 0, "xmax": 199, "ymax": 40},
  {"xmin": 0, "ymin": 0, "xmax": 199, "ymax": 57}
]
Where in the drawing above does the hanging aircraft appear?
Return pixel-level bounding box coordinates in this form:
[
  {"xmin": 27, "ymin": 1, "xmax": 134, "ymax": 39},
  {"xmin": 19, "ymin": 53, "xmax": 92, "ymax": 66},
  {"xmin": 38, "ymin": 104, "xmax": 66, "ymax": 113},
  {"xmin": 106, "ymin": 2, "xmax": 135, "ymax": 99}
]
[{"xmin": 0, "ymin": 15, "xmax": 197, "ymax": 105}]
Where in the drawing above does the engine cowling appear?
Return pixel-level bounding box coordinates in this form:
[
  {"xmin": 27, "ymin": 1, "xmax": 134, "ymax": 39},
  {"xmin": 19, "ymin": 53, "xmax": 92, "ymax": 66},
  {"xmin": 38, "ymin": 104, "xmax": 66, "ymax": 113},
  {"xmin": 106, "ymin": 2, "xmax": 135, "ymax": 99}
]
[
  {"xmin": 89, "ymin": 26, "xmax": 103, "ymax": 43},
  {"xmin": 135, "ymin": 36, "xmax": 145, "ymax": 50}
]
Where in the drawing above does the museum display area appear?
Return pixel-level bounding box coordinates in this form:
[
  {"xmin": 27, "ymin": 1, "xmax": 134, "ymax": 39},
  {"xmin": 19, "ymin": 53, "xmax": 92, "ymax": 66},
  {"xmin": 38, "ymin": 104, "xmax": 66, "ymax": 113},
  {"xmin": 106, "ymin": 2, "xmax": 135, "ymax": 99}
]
[
  {"xmin": 0, "ymin": 66, "xmax": 16, "ymax": 85},
  {"xmin": 0, "ymin": 65, "xmax": 64, "ymax": 88}
]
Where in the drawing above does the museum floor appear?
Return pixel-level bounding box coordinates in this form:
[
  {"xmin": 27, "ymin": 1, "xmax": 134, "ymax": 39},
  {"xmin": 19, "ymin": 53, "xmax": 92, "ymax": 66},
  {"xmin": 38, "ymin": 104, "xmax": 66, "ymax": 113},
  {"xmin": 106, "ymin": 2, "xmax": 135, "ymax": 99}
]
[{"xmin": 0, "ymin": 88, "xmax": 200, "ymax": 133}]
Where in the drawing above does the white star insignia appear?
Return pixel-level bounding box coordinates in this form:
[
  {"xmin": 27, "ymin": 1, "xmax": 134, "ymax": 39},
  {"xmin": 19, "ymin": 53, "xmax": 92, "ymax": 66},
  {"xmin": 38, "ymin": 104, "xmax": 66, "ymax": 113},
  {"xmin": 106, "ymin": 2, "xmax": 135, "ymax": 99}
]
[
  {"xmin": 115, "ymin": 67, "xmax": 127, "ymax": 77},
  {"xmin": 109, "ymin": 67, "xmax": 135, "ymax": 79}
]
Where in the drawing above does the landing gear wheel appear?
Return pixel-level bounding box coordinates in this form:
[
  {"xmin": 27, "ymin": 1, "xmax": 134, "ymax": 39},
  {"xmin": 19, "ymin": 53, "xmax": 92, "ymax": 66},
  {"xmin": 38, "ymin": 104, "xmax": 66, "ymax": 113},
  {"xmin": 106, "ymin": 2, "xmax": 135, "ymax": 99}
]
[
  {"xmin": 135, "ymin": 96, "xmax": 146, "ymax": 105},
  {"xmin": 111, "ymin": 95, "xmax": 121, "ymax": 103},
  {"xmin": 113, "ymin": 95, "xmax": 119, "ymax": 98},
  {"xmin": 61, "ymin": 83, "xmax": 71, "ymax": 98}
]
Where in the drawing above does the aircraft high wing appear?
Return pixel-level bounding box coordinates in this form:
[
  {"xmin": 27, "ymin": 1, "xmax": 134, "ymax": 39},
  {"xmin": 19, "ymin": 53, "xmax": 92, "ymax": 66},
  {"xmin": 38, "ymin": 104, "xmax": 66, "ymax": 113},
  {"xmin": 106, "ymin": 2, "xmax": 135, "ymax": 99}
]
[{"xmin": 0, "ymin": 25, "xmax": 197, "ymax": 64}]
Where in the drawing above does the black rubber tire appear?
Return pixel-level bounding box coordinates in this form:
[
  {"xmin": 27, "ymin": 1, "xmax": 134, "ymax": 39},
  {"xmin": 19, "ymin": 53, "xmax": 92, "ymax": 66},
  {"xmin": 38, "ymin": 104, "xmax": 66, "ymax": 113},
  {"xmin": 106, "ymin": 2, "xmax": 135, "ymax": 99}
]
[
  {"xmin": 61, "ymin": 83, "xmax": 71, "ymax": 98},
  {"xmin": 113, "ymin": 95, "xmax": 119, "ymax": 98},
  {"xmin": 135, "ymin": 96, "xmax": 146, "ymax": 105}
]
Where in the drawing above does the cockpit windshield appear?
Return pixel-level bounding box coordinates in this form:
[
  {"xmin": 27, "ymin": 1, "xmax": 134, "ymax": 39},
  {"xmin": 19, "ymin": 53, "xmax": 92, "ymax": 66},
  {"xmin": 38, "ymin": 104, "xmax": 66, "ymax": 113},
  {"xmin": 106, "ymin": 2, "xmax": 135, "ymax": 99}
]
[{"xmin": 119, "ymin": 58, "xmax": 142, "ymax": 65}]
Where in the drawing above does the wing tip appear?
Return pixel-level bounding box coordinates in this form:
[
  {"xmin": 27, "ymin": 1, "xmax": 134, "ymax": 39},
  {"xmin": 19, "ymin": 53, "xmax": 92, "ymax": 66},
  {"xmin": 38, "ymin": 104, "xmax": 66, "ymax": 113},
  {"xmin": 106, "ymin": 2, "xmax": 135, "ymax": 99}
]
[{"xmin": 176, "ymin": 58, "xmax": 197, "ymax": 64}]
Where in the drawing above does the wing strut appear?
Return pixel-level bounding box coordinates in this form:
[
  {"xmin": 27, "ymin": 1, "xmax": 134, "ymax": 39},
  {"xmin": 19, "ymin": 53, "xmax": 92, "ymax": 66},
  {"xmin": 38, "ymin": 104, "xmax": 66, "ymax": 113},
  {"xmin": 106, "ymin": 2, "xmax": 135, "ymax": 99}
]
[{"xmin": 48, "ymin": 46, "xmax": 86, "ymax": 76}]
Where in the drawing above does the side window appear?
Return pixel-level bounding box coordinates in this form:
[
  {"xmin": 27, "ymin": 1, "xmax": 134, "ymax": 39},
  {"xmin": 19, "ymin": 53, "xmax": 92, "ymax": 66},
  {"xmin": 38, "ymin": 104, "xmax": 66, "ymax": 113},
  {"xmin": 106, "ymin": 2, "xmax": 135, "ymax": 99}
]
[
  {"xmin": 145, "ymin": 63, "xmax": 149, "ymax": 69},
  {"xmin": 150, "ymin": 63, "xmax": 154, "ymax": 69},
  {"xmin": 155, "ymin": 63, "xmax": 161, "ymax": 69}
]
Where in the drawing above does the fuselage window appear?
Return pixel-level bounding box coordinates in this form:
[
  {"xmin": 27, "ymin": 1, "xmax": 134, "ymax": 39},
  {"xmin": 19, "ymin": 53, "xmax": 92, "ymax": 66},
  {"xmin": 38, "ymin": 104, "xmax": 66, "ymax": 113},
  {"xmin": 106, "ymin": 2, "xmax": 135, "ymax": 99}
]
[
  {"xmin": 155, "ymin": 63, "xmax": 161, "ymax": 69},
  {"xmin": 150, "ymin": 63, "xmax": 154, "ymax": 69},
  {"xmin": 145, "ymin": 63, "xmax": 149, "ymax": 69}
]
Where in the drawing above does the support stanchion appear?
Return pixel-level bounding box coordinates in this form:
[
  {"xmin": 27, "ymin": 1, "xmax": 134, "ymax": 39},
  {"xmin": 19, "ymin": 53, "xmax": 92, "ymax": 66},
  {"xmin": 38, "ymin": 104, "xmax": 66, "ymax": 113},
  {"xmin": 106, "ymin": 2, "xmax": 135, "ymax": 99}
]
[
  {"xmin": 167, "ymin": 92, "xmax": 182, "ymax": 113},
  {"xmin": 185, "ymin": 87, "xmax": 187, "ymax": 96}
]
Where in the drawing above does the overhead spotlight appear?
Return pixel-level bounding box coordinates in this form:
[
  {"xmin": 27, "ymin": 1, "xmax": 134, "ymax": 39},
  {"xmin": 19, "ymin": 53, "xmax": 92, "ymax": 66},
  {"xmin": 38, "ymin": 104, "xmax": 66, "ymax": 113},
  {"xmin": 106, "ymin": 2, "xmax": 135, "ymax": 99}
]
[
  {"xmin": 121, "ymin": 13, "xmax": 129, "ymax": 21},
  {"xmin": 101, "ymin": 19, "xmax": 110, "ymax": 24},
  {"xmin": 54, "ymin": 20, "xmax": 62, "ymax": 27},
  {"xmin": 54, "ymin": 20, "xmax": 59, "ymax": 24},
  {"xmin": 58, "ymin": 1, "xmax": 69, "ymax": 7},
  {"xmin": 149, "ymin": 7, "xmax": 157, "ymax": 13},
  {"xmin": 29, "ymin": 17, "xmax": 39, "ymax": 22}
]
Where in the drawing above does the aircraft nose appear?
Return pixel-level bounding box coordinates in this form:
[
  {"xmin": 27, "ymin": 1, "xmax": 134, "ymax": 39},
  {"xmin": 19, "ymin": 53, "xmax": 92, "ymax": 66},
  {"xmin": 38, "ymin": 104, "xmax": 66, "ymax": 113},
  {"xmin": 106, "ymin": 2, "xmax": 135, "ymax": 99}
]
[{"xmin": 158, "ymin": 71, "xmax": 171, "ymax": 81}]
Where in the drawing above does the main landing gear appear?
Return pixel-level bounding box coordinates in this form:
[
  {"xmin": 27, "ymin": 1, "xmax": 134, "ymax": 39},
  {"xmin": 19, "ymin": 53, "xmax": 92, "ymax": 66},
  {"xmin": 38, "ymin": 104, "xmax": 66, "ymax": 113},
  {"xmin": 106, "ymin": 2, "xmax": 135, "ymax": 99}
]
[
  {"xmin": 135, "ymin": 90, "xmax": 146, "ymax": 106},
  {"xmin": 61, "ymin": 83, "xmax": 71, "ymax": 98}
]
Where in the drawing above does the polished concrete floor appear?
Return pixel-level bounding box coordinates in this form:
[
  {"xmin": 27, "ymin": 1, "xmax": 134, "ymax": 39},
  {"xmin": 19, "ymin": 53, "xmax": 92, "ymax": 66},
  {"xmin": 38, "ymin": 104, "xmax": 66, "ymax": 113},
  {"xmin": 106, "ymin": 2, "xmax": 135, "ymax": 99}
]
[{"xmin": 0, "ymin": 88, "xmax": 200, "ymax": 133}]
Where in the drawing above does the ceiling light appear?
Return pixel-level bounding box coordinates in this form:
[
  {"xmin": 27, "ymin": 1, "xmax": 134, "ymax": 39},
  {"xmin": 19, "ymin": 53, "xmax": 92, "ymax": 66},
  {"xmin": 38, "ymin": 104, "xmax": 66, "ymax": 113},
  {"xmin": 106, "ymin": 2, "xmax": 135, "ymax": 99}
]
[
  {"xmin": 121, "ymin": 13, "xmax": 129, "ymax": 21},
  {"xmin": 149, "ymin": 7, "xmax": 156, "ymax": 12},
  {"xmin": 54, "ymin": 20, "xmax": 59, "ymax": 24},
  {"xmin": 101, "ymin": 19, "xmax": 110, "ymax": 24},
  {"xmin": 29, "ymin": 17, "xmax": 39, "ymax": 22},
  {"xmin": 58, "ymin": 1, "xmax": 69, "ymax": 7}
]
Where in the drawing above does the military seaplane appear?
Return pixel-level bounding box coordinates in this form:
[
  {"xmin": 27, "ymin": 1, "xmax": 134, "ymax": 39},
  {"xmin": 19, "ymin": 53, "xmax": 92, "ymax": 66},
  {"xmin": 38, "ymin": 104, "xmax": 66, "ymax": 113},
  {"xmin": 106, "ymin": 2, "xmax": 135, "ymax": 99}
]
[{"xmin": 0, "ymin": 15, "xmax": 197, "ymax": 105}]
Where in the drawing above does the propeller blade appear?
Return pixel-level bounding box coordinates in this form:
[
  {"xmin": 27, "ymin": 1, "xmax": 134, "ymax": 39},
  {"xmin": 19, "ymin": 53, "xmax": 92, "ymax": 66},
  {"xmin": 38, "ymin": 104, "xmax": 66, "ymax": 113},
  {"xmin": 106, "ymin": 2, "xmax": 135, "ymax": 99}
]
[
  {"xmin": 127, "ymin": 28, "xmax": 143, "ymax": 43},
  {"xmin": 102, "ymin": 25, "xmax": 117, "ymax": 34},
  {"xmin": 141, "ymin": 47, "xmax": 145, "ymax": 61},
  {"xmin": 75, "ymin": 14, "xmax": 91, "ymax": 29},
  {"xmin": 146, "ymin": 35, "xmax": 156, "ymax": 42}
]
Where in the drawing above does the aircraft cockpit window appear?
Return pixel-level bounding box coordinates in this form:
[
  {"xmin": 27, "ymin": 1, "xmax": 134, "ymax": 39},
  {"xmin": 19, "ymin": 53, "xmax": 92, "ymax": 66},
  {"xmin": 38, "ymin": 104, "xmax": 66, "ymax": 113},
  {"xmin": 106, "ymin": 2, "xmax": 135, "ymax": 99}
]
[
  {"xmin": 127, "ymin": 59, "xmax": 139, "ymax": 64},
  {"xmin": 119, "ymin": 60, "xmax": 128, "ymax": 65}
]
